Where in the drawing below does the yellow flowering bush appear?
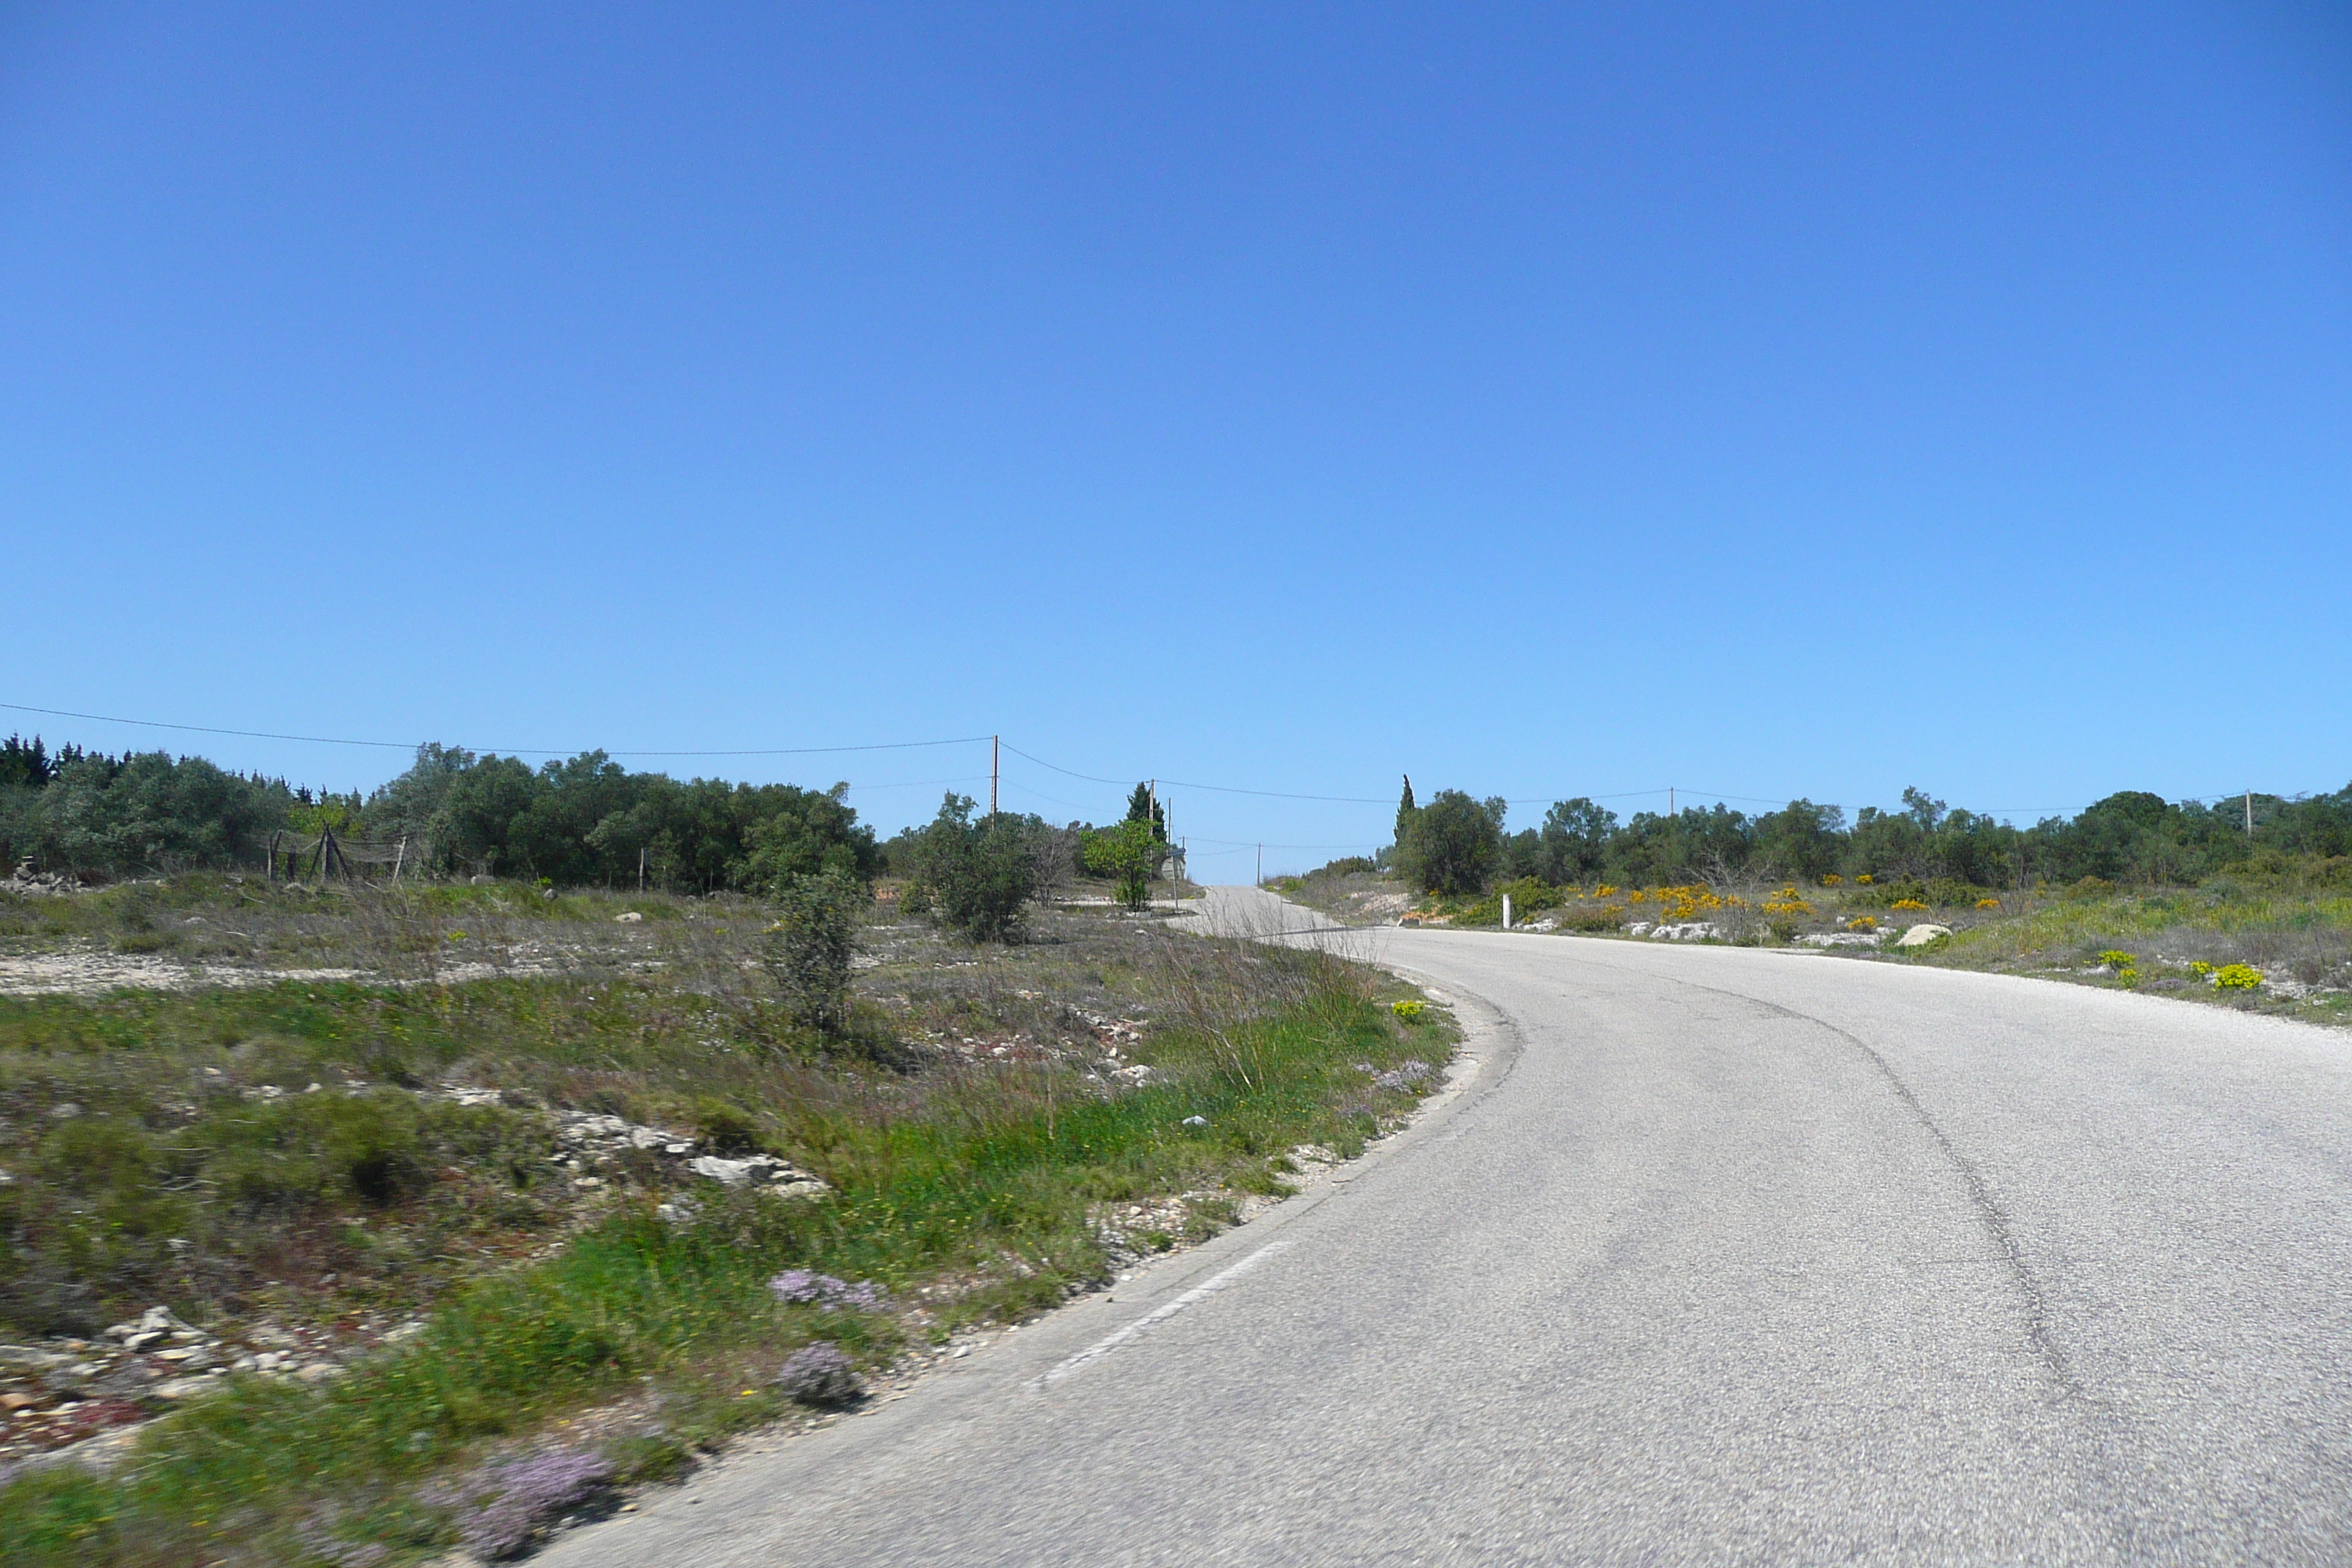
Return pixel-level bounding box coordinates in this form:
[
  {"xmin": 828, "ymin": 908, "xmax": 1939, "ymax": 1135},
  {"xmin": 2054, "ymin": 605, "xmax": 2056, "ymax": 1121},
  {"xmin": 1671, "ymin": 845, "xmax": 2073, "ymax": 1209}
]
[
  {"xmin": 2189, "ymin": 961, "xmax": 2215, "ymax": 976},
  {"xmin": 1890, "ymin": 898, "xmax": 1928, "ymax": 911},
  {"xmin": 1821, "ymin": 874, "xmax": 1843, "ymax": 886},
  {"xmin": 1847, "ymin": 916, "xmax": 1877, "ymax": 932},
  {"xmin": 2213, "ymin": 964, "xmax": 2263, "ymax": 991},
  {"xmin": 1975, "ymin": 897, "xmax": 2000, "ymax": 910},
  {"xmin": 1392, "ymin": 999, "xmax": 1427, "ymax": 1022},
  {"xmin": 1763, "ymin": 899, "xmax": 1813, "ymax": 916},
  {"xmin": 1856, "ymin": 873, "xmax": 1874, "ymax": 885}
]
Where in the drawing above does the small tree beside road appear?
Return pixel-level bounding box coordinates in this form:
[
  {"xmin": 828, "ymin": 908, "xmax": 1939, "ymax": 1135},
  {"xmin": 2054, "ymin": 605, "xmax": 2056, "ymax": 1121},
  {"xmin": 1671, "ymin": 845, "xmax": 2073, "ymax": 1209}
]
[
  {"xmin": 762, "ymin": 869, "xmax": 866, "ymax": 1033},
  {"xmin": 1083, "ymin": 819, "xmax": 1160, "ymax": 911}
]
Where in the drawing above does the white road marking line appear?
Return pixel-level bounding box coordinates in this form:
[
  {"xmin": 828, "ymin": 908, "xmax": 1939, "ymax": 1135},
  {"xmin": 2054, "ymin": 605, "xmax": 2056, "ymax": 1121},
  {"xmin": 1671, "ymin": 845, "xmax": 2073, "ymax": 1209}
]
[{"xmin": 1039, "ymin": 1240, "xmax": 1296, "ymax": 1387}]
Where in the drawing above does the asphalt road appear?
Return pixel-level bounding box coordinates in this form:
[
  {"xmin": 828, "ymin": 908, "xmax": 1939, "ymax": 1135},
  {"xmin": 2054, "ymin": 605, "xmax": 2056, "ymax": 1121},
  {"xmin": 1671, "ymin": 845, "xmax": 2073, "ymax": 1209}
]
[{"xmin": 538, "ymin": 887, "xmax": 2352, "ymax": 1566}]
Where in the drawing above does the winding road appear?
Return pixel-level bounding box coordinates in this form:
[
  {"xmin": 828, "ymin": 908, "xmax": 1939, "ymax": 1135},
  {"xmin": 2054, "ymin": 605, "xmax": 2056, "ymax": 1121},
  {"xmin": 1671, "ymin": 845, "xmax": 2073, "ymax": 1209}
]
[{"xmin": 539, "ymin": 886, "xmax": 2352, "ymax": 1565}]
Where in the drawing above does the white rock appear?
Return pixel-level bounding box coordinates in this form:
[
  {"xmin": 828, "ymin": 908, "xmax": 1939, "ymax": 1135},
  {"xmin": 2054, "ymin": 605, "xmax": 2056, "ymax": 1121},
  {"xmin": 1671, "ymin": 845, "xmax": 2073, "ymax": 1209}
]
[
  {"xmin": 615, "ymin": 911, "xmax": 644, "ymax": 923},
  {"xmin": 761, "ymin": 1178, "xmax": 829, "ymax": 1202},
  {"xmin": 1110, "ymin": 1065, "xmax": 1157, "ymax": 1086},
  {"xmin": 154, "ymin": 1376, "xmax": 215, "ymax": 1401},
  {"xmin": 1895, "ymin": 924, "xmax": 1955, "ymax": 948}
]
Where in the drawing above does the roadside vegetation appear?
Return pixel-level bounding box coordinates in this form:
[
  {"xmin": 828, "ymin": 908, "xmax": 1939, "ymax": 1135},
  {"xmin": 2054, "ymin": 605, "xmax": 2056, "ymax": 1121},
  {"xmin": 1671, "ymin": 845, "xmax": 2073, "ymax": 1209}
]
[
  {"xmin": 1279, "ymin": 776, "xmax": 2352, "ymax": 1027},
  {"xmin": 0, "ymin": 739, "xmax": 1436, "ymax": 1567}
]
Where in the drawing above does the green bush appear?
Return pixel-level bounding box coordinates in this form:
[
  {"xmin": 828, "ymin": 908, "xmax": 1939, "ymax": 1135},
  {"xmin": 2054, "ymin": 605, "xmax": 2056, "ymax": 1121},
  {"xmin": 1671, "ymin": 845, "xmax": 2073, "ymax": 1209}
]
[
  {"xmin": 1082, "ymin": 820, "xmax": 1159, "ymax": 911},
  {"xmin": 1454, "ymin": 875, "xmax": 1562, "ymax": 927},
  {"xmin": 908, "ymin": 795, "xmax": 1047, "ymax": 943},
  {"xmin": 761, "ymin": 870, "xmax": 867, "ymax": 1033},
  {"xmin": 1398, "ymin": 791, "xmax": 1506, "ymax": 896}
]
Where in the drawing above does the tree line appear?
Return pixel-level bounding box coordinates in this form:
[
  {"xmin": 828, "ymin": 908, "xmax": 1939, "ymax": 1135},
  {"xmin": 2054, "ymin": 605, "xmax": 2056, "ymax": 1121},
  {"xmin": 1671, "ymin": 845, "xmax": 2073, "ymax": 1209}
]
[
  {"xmin": 1380, "ymin": 775, "xmax": 2352, "ymax": 897},
  {"xmin": 0, "ymin": 736, "xmax": 1181, "ymax": 918}
]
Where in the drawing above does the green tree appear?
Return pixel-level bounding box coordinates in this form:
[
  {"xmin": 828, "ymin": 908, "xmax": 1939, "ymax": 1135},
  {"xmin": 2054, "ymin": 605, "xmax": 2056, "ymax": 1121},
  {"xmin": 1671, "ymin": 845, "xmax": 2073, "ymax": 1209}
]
[
  {"xmin": 1083, "ymin": 818, "xmax": 1160, "ymax": 910},
  {"xmin": 910, "ymin": 794, "xmax": 1045, "ymax": 942},
  {"xmin": 762, "ymin": 870, "xmax": 867, "ymax": 1033},
  {"xmin": 1536, "ymin": 797, "xmax": 1616, "ymax": 882},
  {"xmin": 742, "ymin": 783, "xmax": 881, "ymax": 892},
  {"xmin": 425, "ymin": 755, "xmax": 543, "ymax": 877},
  {"xmin": 1124, "ymin": 782, "xmax": 1166, "ymax": 843},
  {"xmin": 1400, "ymin": 790, "xmax": 1506, "ymax": 895}
]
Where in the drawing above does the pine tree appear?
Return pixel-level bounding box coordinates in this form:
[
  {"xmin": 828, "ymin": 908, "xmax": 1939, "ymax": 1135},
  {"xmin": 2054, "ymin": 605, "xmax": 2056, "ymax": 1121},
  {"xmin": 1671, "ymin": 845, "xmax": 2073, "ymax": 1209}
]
[
  {"xmin": 1125, "ymin": 782, "xmax": 1167, "ymax": 843},
  {"xmin": 1395, "ymin": 774, "xmax": 1417, "ymax": 845}
]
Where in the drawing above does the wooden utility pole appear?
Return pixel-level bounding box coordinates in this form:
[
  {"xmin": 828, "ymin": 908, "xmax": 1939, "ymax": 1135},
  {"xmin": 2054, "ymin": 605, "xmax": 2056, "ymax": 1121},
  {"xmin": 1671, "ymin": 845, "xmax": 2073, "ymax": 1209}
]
[
  {"xmin": 638, "ymin": 845, "xmax": 648, "ymax": 892},
  {"xmin": 392, "ymin": 837, "xmax": 407, "ymax": 886},
  {"xmin": 2246, "ymin": 791, "xmax": 2255, "ymax": 838},
  {"xmin": 990, "ymin": 735, "xmax": 999, "ymax": 818},
  {"xmin": 1256, "ymin": 843, "xmax": 1262, "ymax": 887}
]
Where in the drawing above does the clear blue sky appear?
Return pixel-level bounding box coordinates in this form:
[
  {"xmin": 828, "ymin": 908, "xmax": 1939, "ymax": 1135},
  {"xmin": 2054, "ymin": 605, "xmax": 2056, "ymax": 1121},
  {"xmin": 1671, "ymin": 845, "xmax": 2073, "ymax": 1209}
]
[{"xmin": 4, "ymin": 4, "xmax": 2348, "ymax": 874}]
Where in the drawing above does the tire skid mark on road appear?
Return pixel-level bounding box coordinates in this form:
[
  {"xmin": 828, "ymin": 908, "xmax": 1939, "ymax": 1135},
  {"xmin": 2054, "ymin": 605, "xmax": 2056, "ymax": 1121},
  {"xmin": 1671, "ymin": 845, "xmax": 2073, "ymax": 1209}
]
[{"xmin": 1666, "ymin": 973, "xmax": 2088, "ymax": 1402}]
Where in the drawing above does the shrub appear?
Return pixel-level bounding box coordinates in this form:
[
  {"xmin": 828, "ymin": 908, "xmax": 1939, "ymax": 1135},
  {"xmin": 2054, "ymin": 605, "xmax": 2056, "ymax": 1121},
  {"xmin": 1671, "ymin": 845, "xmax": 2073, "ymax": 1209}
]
[
  {"xmin": 1976, "ymin": 897, "xmax": 2001, "ymax": 909},
  {"xmin": 1891, "ymin": 899, "xmax": 1929, "ymax": 911},
  {"xmin": 1082, "ymin": 820, "xmax": 1160, "ymax": 911},
  {"xmin": 761, "ymin": 870, "xmax": 866, "ymax": 1033},
  {"xmin": 2213, "ymin": 964, "xmax": 2263, "ymax": 991},
  {"xmin": 1398, "ymin": 791, "xmax": 1506, "ymax": 896},
  {"xmin": 1390, "ymin": 1000, "xmax": 1425, "ymax": 1022},
  {"xmin": 768, "ymin": 1270, "xmax": 886, "ymax": 1312},
  {"xmin": 451, "ymin": 1449, "xmax": 615, "ymax": 1560},
  {"xmin": 1455, "ymin": 875, "xmax": 1561, "ymax": 927},
  {"xmin": 693, "ymin": 1100, "xmax": 765, "ymax": 1155},
  {"xmin": 908, "ymin": 795, "xmax": 1045, "ymax": 942},
  {"xmin": 773, "ymin": 1343, "xmax": 862, "ymax": 1406}
]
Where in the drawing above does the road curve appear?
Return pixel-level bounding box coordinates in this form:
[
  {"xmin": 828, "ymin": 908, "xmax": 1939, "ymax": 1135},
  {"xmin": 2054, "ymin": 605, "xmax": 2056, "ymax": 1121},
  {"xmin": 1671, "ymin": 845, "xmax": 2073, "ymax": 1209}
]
[{"xmin": 538, "ymin": 887, "xmax": 2352, "ymax": 1566}]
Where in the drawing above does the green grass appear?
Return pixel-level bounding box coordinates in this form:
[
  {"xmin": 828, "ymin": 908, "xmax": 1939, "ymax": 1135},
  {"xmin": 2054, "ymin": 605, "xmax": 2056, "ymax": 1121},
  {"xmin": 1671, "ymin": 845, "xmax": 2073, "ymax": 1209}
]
[
  {"xmin": 1885, "ymin": 883, "xmax": 2352, "ymax": 1025},
  {"xmin": 0, "ymin": 914, "xmax": 1452, "ymax": 1566}
]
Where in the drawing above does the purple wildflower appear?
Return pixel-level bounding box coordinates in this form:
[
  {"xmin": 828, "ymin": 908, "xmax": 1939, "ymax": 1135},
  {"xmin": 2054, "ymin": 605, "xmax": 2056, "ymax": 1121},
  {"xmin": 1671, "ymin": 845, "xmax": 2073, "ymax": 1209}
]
[
  {"xmin": 768, "ymin": 1269, "xmax": 886, "ymax": 1313},
  {"xmin": 456, "ymin": 1449, "xmax": 616, "ymax": 1560},
  {"xmin": 773, "ymin": 1343, "xmax": 862, "ymax": 1406}
]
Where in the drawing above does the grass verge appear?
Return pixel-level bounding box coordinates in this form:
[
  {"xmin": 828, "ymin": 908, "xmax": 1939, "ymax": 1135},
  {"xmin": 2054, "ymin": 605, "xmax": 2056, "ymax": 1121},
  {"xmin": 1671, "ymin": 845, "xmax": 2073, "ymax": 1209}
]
[{"xmin": 0, "ymin": 892, "xmax": 1452, "ymax": 1567}]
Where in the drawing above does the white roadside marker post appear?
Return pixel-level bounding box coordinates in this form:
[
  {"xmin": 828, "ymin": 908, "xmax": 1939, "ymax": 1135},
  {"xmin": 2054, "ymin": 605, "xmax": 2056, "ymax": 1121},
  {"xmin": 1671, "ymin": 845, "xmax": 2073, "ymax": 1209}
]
[{"xmin": 1502, "ymin": 893, "xmax": 1512, "ymax": 931}]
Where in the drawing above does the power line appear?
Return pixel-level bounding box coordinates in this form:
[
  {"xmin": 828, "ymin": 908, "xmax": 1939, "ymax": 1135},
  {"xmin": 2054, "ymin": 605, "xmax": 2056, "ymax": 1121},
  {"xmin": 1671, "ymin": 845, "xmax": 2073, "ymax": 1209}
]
[
  {"xmin": 7, "ymin": 700, "xmax": 2304, "ymax": 823},
  {"xmin": 1000, "ymin": 741, "xmax": 1398, "ymax": 804}
]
